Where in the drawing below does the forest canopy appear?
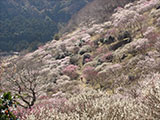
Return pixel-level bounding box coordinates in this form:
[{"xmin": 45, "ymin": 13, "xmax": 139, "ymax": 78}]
[{"xmin": 0, "ymin": 0, "xmax": 93, "ymax": 52}]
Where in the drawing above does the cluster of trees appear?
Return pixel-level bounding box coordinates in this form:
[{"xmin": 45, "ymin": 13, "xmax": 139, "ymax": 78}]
[
  {"xmin": 0, "ymin": 0, "xmax": 93, "ymax": 52},
  {"xmin": 0, "ymin": 17, "xmax": 58, "ymax": 52}
]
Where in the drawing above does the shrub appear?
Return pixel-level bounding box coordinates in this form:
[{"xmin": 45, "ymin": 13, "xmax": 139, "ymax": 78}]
[
  {"xmin": 155, "ymin": 41, "xmax": 160, "ymax": 52},
  {"xmin": 109, "ymin": 38, "xmax": 131, "ymax": 51},
  {"xmin": 156, "ymin": 17, "xmax": 160, "ymax": 27},
  {"xmin": 129, "ymin": 38, "xmax": 150, "ymax": 55},
  {"xmin": 63, "ymin": 65, "xmax": 79, "ymax": 80},
  {"xmin": 78, "ymin": 45, "xmax": 92, "ymax": 55},
  {"xmin": 54, "ymin": 34, "xmax": 60, "ymax": 40},
  {"xmin": 84, "ymin": 58, "xmax": 92, "ymax": 64},
  {"xmin": 144, "ymin": 27, "xmax": 159, "ymax": 46},
  {"xmin": 99, "ymin": 52, "xmax": 113, "ymax": 63},
  {"xmin": 93, "ymin": 46, "xmax": 109, "ymax": 58},
  {"xmin": 0, "ymin": 92, "xmax": 17, "ymax": 120},
  {"xmin": 70, "ymin": 55, "xmax": 79, "ymax": 65},
  {"xmin": 82, "ymin": 53, "xmax": 92, "ymax": 65},
  {"xmin": 112, "ymin": 9, "xmax": 140, "ymax": 28},
  {"xmin": 137, "ymin": 0, "xmax": 159, "ymax": 14},
  {"xmin": 117, "ymin": 31, "xmax": 131, "ymax": 41},
  {"xmin": 82, "ymin": 66, "xmax": 98, "ymax": 84},
  {"xmin": 103, "ymin": 36, "xmax": 115, "ymax": 44}
]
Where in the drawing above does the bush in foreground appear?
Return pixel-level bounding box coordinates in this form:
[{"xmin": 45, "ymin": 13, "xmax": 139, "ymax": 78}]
[{"xmin": 0, "ymin": 92, "xmax": 17, "ymax": 120}]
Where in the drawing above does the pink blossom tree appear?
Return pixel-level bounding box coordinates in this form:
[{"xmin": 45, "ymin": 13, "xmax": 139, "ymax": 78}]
[
  {"xmin": 82, "ymin": 66, "xmax": 98, "ymax": 85},
  {"xmin": 100, "ymin": 52, "xmax": 113, "ymax": 63},
  {"xmin": 63, "ymin": 65, "xmax": 79, "ymax": 80},
  {"xmin": 144, "ymin": 27, "xmax": 160, "ymax": 46}
]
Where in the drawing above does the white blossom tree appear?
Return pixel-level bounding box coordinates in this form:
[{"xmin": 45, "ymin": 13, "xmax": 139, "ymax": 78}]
[{"xmin": 1, "ymin": 60, "xmax": 43, "ymax": 109}]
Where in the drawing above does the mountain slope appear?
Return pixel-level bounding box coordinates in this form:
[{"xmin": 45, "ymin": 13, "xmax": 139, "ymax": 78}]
[
  {"xmin": 63, "ymin": 0, "xmax": 136, "ymax": 33},
  {"xmin": 0, "ymin": 0, "xmax": 93, "ymax": 52},
  {"xmin": 0, "ymin": 0, "xmax": 160, "ymax": 119}
]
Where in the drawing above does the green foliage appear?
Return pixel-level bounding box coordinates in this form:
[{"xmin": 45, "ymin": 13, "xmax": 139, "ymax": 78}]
[
  {"xmin": 0, "ymin": 17, "xmax": 58, "ymax": 52},
  {"xmin": 0, "ymin": 92, "xmax": 17, "ymax": 120},
  {"xmin": 54, "ymin": 34, "xmax": 60, "ymax": 40},
  {"xmin": 0, "ymin": 0, "xmax": 93, "ymax": 52}
]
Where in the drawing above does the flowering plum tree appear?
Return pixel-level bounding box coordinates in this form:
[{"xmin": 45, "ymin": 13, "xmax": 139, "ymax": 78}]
[
  {"xmin": 100, "ymin": 52, "xmax": 113, "ymax": 63},
  {"xmin": 2, "ymin": 60, "xmax": 43, "ymax": 109},
  {"xmin": 82, "ymin": 66, "xmax": 98, "ymax": 85},
  {"xmin": 63, "ymin": 65, "xmax": 79, "ymax": 80}
]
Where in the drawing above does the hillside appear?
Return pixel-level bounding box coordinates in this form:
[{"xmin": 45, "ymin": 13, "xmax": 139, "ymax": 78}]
[
  {"xmin": 63, "ymin": 0, "xmax": 136, "ymax": 33},
  {"xmin": 0, "ymin": 0, "xmax": 93, "ymax": 52},
  {"xmin": 0, "ymin": 0, "xmax": 160, "ymax": 119}
]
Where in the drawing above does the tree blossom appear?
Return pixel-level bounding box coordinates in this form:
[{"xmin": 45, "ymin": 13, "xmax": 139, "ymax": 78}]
[
  {"xmin": 63, "ymin": 65, "xmax": 79, "ymax": 80},
  {"xmin": 82, "ymin": 66, "xmax": 98, "ymax": 83}
]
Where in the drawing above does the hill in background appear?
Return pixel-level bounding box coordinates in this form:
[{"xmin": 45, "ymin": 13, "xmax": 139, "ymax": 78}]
[
  {"xmin": 64, "ymin": 0, "xmax": 136, "ymax": 33},
  {"xmin": 0, "ymin": 0, "xmax": 93, "ymax": 52}
]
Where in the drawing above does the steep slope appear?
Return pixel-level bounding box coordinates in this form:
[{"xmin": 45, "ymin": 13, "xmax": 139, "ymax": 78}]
[
  {"xmin": 63, "ymin": 0, "xmax": 136, "ymax": 33},
  {"xmin": 0, "ymin": 0, "xmax": 93, "ymax": 52},
  {"xmin": 0, "ymin": 0, "xmax": 160, "ymax": 119}
]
